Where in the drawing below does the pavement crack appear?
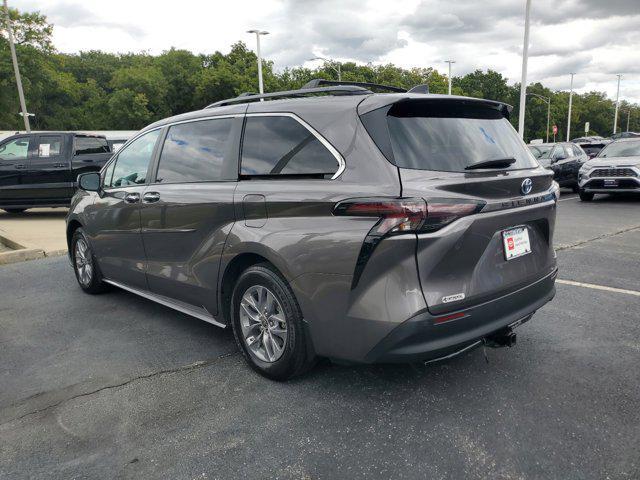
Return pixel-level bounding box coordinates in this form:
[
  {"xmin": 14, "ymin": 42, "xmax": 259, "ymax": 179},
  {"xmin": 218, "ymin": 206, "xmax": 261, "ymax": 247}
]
[
  {"xmin": 556, "ymin": 224, "xmax": 640, "ymax": 251},
  {"xmin": 1, "ymin": 352, "xmax": 238, "ymax": 426}
]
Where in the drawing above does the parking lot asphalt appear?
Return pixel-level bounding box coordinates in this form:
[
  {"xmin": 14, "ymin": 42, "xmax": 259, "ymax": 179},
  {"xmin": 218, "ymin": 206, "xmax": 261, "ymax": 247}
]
[{"xmin": 1, "ymin": 192, "xmax": 639, "ymax": 480}]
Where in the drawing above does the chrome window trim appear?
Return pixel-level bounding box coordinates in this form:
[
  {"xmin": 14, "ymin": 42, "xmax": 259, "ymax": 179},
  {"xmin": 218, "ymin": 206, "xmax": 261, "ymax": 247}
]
[
  {"xmin": 113, "ymin": 115, "xmax": 240, "ymax": 156},
  {"xmin": 116, "ymin": 111, "xmax": 346, "ymax": 182},
  {"xmin": 243, "ymin": 112, "xmax": 346, "ymax": 180}
]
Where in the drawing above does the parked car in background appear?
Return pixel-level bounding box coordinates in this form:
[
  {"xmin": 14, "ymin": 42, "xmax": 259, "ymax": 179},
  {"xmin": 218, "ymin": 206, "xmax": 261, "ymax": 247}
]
[
  {"xmin": 67, "ymin": 80, "xmax": 559, "ymax": 380},
  {"xmin": 528, "ymin": 142, "xmax": 587, "ymax": 192},
  {"xmin": 572, "ymin": 137, "xmax": 611, "ymax": 159},
  {"xmin": 0, "ymin": 132, "xmax": 114, "ymax": 213},
  {"xmin": 610, "ymin": 131, "xmax": 640, "ymax": 140},
  {"xmin": 578, "ymin": 138, "xmax": 640, "ymax": 201}
]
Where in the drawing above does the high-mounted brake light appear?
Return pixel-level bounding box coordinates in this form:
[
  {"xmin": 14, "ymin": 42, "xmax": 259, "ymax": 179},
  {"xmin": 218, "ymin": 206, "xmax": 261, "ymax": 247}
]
[{"xmin": 334, "ymin": 197, "xmax": 485, "ymax": 289}]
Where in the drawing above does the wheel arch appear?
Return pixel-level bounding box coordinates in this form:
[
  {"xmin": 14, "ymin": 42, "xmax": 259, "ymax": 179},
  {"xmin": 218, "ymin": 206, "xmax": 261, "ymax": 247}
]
[
  {"xmin": 66, "ymin": 218, "xmax": 83, "ymax": 253},
  {"xmin": 218, "ymin": 251, "xmax": 279, "ymax": 326}
]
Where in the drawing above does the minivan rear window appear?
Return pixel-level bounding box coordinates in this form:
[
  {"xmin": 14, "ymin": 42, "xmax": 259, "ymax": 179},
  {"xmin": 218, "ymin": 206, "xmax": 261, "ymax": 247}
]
[{"xmin": 363, "ymin": 101, "xmax": 537, "ymax": 172}]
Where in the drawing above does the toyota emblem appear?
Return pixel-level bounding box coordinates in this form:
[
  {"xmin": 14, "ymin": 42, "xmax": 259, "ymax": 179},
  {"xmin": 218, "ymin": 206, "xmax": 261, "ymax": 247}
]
[{"xmin": 521, "ymin": 178, "xmax": 533, "ymax": 195}]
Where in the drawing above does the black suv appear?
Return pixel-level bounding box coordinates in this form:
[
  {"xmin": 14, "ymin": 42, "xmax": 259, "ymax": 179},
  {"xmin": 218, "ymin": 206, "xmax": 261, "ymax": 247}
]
[{"xmin": 67, "ymin": 80, "xmax": 559, "ymax": 380}]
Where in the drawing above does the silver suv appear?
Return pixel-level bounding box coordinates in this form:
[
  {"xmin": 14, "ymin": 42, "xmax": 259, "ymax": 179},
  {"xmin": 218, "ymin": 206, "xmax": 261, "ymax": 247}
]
[{"xmin": 67, "ymin": 80, "xmax": 559, "ymax": 380}]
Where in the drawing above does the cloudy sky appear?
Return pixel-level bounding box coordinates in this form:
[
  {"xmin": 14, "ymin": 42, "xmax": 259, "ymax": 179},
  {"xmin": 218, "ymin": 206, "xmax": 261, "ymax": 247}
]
[{"xmin": 14, "ymin": 0, "xmax": 640, "ymax": 102}]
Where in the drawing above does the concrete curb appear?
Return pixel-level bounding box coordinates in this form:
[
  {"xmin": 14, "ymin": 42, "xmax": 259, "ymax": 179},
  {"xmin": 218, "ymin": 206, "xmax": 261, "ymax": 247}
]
[
  {"xmin": 0, "ymin": 235, "xmax": 44, "ymax": 265},
  {"xmin": 0, "ymin": 234, "xmax": 66, "ymax": 266}
]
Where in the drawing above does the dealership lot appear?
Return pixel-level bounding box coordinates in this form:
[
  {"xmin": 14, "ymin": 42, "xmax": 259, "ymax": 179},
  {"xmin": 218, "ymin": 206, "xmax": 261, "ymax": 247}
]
[{"xmin": 0, "ymin": 193, "xmax": 639, "ymax": 479}]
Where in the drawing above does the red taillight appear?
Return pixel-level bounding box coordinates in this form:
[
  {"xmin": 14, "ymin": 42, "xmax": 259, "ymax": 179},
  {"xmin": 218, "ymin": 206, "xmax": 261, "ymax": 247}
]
[
  {"xmin": 334, "ymin": 196, "xmax": 485, "ymax": 290},
  {"xmin": 422, "ymin": 200, "xmax": 484, "ymax": 232},
  {"xmin": 333, "ymin": 198, "xmax": 427, "ymax": 235},
  {"xmin": 333, "ymin": 197, "xmax": 484, "ymax": 234}
]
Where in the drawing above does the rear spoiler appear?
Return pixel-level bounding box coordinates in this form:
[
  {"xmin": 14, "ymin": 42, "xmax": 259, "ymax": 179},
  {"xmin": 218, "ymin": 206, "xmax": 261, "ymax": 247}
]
[{"xmin": 357, "ymin": 94, "xmax": 513, "ymax": 119}]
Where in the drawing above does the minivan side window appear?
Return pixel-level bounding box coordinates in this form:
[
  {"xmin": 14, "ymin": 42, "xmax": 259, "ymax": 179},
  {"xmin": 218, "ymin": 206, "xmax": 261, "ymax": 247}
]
[
  {"xmin": 102, "ymin": 159, "xmax": 116, "ymax": 187},
  {"xmin": 156, "ymin": 118, "xmax": 232, "ymax": 183},
  {"xmin": 240, "ymin": 116, "xmax": 339, "ymax": 177},
  {"xmin": 75, "ymin": 136, "xmax": 109, "ymax": 155},
  {"xmin": 108, "ymin": 130, "xmax": 160, "ymax": 188}
]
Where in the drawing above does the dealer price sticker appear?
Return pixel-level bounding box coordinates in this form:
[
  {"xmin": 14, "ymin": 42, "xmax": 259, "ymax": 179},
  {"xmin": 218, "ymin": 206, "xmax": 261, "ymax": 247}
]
[{"xmin": 502, "ymin": 227, "xmax": 531, "ymax": 261}]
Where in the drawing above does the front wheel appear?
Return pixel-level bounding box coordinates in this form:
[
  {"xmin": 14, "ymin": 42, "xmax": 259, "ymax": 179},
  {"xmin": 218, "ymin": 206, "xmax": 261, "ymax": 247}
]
[
  {"xmin": 231, "ymin": 263, "xmax": 315, "ymax": 380},
  {"xmin": 71, "ymin": 228, "xmax": 110, "ymax": 294},
  {"xmin": 579, "ymin": 190, "xmax": 594, "ymax": 202}
]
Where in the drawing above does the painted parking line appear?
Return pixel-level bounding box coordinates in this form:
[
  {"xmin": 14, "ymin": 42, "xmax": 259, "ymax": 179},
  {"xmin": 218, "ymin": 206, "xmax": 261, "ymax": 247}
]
[
  {"xmin": 558, "ymin": 195, "xmax": 579, "ymax": 202},
  {"xmin": 557, "ymin": 278, "xmax": 640, "ymax": 297}
]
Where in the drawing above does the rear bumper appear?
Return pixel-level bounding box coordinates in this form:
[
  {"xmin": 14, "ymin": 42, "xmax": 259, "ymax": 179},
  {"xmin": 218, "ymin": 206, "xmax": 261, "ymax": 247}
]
[{"xmin": 363, "ymin": 267, "xmax": 557, "ymax": 363}]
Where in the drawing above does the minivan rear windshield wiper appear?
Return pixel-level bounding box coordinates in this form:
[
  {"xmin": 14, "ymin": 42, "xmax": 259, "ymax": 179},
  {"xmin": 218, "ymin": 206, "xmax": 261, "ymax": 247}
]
[{"xmin": 464, "ymin": 157, "xmax": 517, "ymax": 170}]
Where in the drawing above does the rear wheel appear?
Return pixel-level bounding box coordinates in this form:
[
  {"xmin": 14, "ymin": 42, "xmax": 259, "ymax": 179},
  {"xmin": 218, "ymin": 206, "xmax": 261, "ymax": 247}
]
[
  {"xmin": 3, "ymin": 208, "xmax": 27, "ymax": 214},
  {"xmin": 71, "ymin": 228, "xmax": 109, "ymax": 294},
  {"xmin": 579, "ymin": 190, "xmax": 594, "ymax": 202},
  {"xmin": 230, "ymin": 263, "xmax": 314, "ymax": 380}
]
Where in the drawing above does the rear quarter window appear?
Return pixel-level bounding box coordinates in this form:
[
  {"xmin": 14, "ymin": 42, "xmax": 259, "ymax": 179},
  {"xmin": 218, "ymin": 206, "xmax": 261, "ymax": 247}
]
[{"xmin": 240, "ymin": 115, "xmax": 339, "ymax": 177}]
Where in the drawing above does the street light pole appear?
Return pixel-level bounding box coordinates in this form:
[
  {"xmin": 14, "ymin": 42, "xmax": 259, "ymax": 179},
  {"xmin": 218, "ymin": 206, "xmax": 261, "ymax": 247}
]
[
  {"xmin": 3, "ymin": 0, "xmax": 31, "ymax": 132},
  {"xmin": 613, "ymin": 74, "xmax": 622, "ymax": 135},
  {"xmin": 566, "ymin": 72, "xmax": 574, "ymax": 141},
  {"xmin": 518, "ymin": 0, "xmax": 532, "ymax": 139},
  {"xmin": 445, "ymin": 60, "xmax": 455, "ymax": 95},
  {"xmin": 247, "ymin": 29, "xmax": 269, "ymax": 96},
  {"xmin": 627, "ymin": 109, "xmax": 631, "ymax": 132},
  {"xmin": 527, "ymin": 93, "xmax": 551, "ymax": 143}
]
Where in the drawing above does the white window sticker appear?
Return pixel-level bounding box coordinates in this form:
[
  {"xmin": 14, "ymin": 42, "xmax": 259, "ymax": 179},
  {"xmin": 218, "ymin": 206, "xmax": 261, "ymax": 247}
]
[{"xmin": 39, "ymin": 144, "xmax": 51, "ymax": 157}]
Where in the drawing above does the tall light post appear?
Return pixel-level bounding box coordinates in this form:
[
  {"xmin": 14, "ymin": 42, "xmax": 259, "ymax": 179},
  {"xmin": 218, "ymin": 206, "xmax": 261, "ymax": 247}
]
[
  {"xmin": 309, "ymin": 57, "xmax": 341, "ymax": 81},
  {"xmin": 566, "ymin": 72, "xmax": 574, "ymax": 141},
  {"xmin": 613, "ymin": 74, "xmax": 622, "ymax": 135},
  {"xmin": 247, "ymin": 29, "xmax": 269, "ymax": 95},
  {"xmin": 518, "ymin": 0, "xmax": 532, "ymax": 139},
  {"xmin": 444, "ymin": 60, "xmax": 455, "ymax": 95},
  {"xmin": 627, "ymin": 109, "xmax": 631, "ymax": 132},
  {"xmin": 3, "ymin": 0, "xmax": 31, "ymax": 132},
  {"xmin": 527, "ymin": 93, "xmax": 551, "ymax": 143}
]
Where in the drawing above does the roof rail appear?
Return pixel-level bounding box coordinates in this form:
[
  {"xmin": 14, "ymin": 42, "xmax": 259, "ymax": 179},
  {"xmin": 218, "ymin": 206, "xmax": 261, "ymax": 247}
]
[
  {"xmin": 205, "ymin": 85, "xmax": 371, "ymax": 108},
  {"xmin": 302, "ymin": 78, "xmax": 406, "ymax": 93}
]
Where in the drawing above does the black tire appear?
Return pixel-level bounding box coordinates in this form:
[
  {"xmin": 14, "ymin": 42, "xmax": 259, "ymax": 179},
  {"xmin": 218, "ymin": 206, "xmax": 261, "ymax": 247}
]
[
  {"xmin": 230, "ymin": 263, "xmax": 315, "ymax": 380},
  {"xmin": 571, "ymin": 185, "xmax": 579, "ymax": 193},
  {"xmin": 71, "ymin": 228, "xmax": 110, "ymax": 294},
  {"xmin": 3, "ymin": 208, "xmax": 27, "ymax": 214},
  {"xmin": 579, "ymin": 190, "xmax": 594, "ymax": 202}
]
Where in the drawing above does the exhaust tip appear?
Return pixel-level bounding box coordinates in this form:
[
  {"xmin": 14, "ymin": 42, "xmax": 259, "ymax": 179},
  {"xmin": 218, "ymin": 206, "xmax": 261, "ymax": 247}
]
[{"xmin": 485, "ymin": 328, "xmax": 517, "ymax": 348}]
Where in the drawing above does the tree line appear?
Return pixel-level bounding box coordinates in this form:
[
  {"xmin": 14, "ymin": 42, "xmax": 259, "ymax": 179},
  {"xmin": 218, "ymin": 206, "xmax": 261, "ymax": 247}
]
[{"xmin": 1, "ymin": 6, "xmax": 638, "ymax": 141}]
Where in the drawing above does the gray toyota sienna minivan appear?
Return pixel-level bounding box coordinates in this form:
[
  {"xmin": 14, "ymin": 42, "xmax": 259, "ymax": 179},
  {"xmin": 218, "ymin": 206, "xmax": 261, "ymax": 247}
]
[{"xmin": 67, "ymin": 80, "xmax": 558, "ymax": 380}]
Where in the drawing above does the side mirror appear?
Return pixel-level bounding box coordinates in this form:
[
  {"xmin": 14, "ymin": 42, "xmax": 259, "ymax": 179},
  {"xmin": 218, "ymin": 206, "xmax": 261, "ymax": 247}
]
[{"xmin": 77, "ymin": 172, "xmax": 100, "ymax": 192}]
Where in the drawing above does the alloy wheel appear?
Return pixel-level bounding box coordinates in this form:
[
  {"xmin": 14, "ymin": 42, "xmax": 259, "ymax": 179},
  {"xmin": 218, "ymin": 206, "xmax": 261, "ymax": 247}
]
[
  {"xmin": 74, "ymin": 238, "xmax": 93, "ymax": 286},
  {"xmin": 239, "ymin": 285, "xmax": 288, "ymax": 363}
]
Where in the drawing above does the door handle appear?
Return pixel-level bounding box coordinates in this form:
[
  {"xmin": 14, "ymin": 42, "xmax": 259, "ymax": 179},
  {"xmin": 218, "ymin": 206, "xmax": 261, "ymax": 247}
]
[
  {"xmin": 53, "ymin": 163, "xmax": 66, "ymax": 168},
  {"xmin": 143, "ymin": 192, "xmax": 161, "ymax": 203},
  {"xmin": 124, "ymin": 193, "xmax": 140, "ymax": 204},
  {"xmin": 14, "ymin": 164, "xmax": 26, "ymax": 170}
]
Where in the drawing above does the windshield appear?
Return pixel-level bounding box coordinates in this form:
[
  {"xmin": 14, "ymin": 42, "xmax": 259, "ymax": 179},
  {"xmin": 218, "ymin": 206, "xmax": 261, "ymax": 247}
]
[
  {"xmin": 528, "ymin": 145, "xmax": 553, "ymax": 159},
  {"xmin": 384, "ymin": 102, "xmax": 537, "ymax": 172},
  {"xmin": 598, "ymin": 140, "xmax": 640, "ymax": 158}
]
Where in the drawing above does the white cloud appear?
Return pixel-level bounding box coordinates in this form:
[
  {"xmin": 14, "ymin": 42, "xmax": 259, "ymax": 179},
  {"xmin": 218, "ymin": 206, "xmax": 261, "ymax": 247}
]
[{"xmin": 13, "ymin": 0, "xmax": 640, "ymax": 102}]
